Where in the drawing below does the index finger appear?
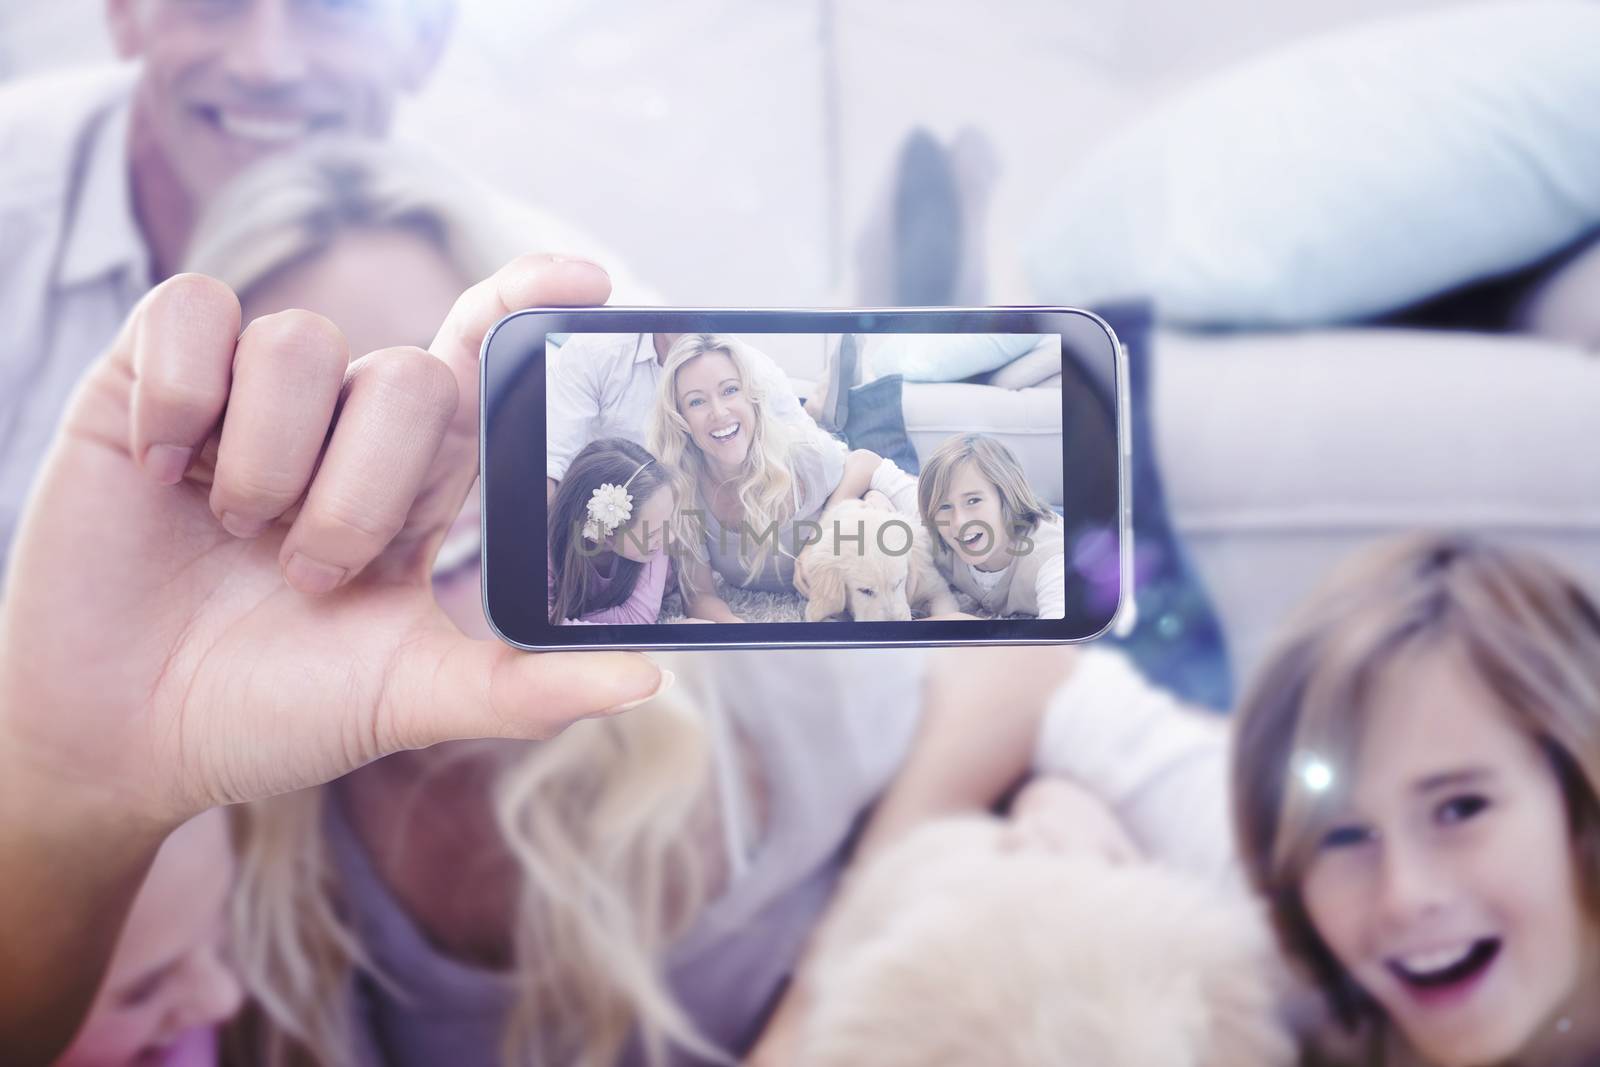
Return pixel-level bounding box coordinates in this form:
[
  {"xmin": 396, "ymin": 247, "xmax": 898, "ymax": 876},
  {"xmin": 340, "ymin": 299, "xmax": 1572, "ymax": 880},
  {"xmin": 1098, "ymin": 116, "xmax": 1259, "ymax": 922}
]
[
  {"xmin": 402, "ymin": 255, "xmax": 612, "ymax": 551},
  {"xmin": 432, "ymin": 254, "xmax": 612, "ymax": 440}
]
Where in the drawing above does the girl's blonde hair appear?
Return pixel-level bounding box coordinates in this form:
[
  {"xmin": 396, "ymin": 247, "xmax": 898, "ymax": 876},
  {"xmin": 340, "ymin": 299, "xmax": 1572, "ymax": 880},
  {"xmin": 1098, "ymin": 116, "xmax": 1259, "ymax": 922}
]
[
  {"xmin": 1230, "ymin": 533, "xmax": 1600, "ymax": 1052},
  {"xmin": 189, "ymin": 149, "xmax": 728, "ymax": 1066},
  {"xmin": 647, "ymin": 334, "xmax": 798, "ymax": 593},
  {"xmin": 915, "ymin": 434, "xmax": 1055, "ymax": 563}
]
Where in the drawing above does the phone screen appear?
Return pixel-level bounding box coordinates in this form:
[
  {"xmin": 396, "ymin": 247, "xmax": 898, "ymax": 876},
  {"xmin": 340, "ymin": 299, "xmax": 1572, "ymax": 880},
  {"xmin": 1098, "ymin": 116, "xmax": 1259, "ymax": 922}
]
[{"xmin": 481, "ymin": 308, "xmax": 1127, "ymax": 650}]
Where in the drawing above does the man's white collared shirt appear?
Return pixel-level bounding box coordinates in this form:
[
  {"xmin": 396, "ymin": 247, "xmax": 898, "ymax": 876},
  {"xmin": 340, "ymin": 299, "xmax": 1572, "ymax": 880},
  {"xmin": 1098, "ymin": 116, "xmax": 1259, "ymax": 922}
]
[{"xmin": 1, "ymin": 66, "xmax": 147, "ymax": 567}]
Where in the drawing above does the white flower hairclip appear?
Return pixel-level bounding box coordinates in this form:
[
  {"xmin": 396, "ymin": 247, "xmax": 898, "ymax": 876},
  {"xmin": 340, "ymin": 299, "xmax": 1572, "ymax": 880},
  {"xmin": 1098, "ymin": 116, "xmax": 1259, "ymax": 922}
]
[{"xmin": 581, "ymin": 460, "xmax": 653, "ymax": 543}]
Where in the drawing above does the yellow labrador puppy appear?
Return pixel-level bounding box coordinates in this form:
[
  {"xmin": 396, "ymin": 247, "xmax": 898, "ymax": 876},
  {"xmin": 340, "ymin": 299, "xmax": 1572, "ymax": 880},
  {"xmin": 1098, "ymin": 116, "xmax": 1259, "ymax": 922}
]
[
  {"xmin": 793, "ymin": 498, "xmax": 959, "ymax": 622},
  {"xmin": 794, "ymin": 811, "xmax": 1297, "ymax": 1067}
]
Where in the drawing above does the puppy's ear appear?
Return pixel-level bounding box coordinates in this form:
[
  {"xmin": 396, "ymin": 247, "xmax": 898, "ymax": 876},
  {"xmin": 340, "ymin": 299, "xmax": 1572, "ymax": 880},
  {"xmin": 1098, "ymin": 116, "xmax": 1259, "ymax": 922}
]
[
  {"xmin": 793, "ymin": 542, "xmax": 818, "ymax": 598},
  {"xmin": 802, "ymin": 556, "xmax": 850, "ymax": 622}
]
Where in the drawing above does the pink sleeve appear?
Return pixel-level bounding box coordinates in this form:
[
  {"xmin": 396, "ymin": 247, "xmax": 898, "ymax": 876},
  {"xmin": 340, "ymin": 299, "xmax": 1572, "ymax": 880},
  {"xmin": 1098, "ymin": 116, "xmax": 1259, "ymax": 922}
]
[{"xmin": 562, "ymin": 551, "xmax": 669, "ymax": 626}]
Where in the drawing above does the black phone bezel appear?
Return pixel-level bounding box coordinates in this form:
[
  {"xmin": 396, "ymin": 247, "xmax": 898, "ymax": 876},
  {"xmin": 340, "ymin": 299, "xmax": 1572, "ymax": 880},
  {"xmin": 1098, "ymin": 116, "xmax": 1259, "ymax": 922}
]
[{"xmin": 480, "ymin": 307, "xmax": 1131, "ymax": 651}]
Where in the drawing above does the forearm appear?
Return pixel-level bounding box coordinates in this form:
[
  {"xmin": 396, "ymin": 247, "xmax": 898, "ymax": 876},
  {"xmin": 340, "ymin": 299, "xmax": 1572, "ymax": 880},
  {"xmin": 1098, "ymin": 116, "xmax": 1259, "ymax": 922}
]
[
  {"xmin": 852, "ymin": 646, "xmax": 1079, "ymax": 860},
  {"xmin": 678, "ymin": 557, "xmax": 740, "ymax": 623},
  {"xmin": 866, "ymin": 457, "xmax": 919, "ymax": 514},
  {"xmin": 824, "ymin": 450, "xmax": 881, "ymax": 510},
  {"xmin": 686, "ymin": 594, "xmax": 740, "ymax": 623},
  {"xmin": 749, "ymin": 649, "xmax": 1080, "ymax": 1065},
  {"xmin": 0, "ymin": 728, "xmax": 173, "ymax": 1063},
  {"xmin": 576, "ymin": 558, "xmax": 668, "ymax": 625},
  {"xmin": 1033, "ymin": 650, "xmax": 1235, "ymax": 881}
]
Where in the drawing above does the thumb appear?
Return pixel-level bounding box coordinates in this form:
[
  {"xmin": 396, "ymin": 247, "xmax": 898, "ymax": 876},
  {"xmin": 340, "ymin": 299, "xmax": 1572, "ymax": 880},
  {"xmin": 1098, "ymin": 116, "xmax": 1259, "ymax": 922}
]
[{"xmin": 379, "ymin": 633, "xmax": 673, "ymax": 751}]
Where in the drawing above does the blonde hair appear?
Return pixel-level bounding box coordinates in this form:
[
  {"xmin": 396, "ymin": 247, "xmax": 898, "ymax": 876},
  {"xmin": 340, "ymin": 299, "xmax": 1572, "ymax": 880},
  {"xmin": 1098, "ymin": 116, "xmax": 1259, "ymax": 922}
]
[
  {"xmin": 647, "ymin": 334, "xmax": 798, "ymax": 593},
  {"xmin": 1230, "ymin": 534, "xmax": 1600, "ymax": 1055},
  {"xmin": 184, "ymin": 139, "xmax": 512, "ymax": 298},
  {"xmin": 231, "ymin": 662, "xmax": 728, "ymax": 1067},
  {"xmin": 916, "ymin": 434, "xmax": 1054, "ymax": 563}
]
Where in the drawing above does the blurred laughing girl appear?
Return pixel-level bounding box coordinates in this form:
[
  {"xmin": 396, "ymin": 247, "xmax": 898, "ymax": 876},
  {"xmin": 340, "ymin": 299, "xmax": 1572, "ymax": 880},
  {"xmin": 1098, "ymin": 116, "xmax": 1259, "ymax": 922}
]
[{"xmin": 1232, "ymin": 535, "xmax": 1600, "ymax": 1067}]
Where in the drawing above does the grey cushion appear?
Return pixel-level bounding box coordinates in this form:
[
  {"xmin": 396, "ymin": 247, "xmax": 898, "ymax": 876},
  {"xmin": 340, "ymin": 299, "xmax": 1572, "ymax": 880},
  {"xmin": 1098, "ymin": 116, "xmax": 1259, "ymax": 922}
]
[{"xmin": 837, "ymin": 373, "xmax": 923, "ymax": 474}]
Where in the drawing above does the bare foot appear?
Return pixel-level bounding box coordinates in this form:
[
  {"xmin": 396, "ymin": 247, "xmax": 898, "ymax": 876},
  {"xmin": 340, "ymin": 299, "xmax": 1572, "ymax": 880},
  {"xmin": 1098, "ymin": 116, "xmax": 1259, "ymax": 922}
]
[{"xmin": 803, "ymin": 392, "xmax": 826, "ymax": 424}]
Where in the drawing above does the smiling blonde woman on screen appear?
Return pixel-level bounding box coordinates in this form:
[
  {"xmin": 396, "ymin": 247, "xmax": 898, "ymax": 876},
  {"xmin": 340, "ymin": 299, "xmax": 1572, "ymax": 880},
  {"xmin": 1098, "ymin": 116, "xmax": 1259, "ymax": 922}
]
[{"xmin": 647, "ymin": 333, "xmax": 887, "ymax": 622}]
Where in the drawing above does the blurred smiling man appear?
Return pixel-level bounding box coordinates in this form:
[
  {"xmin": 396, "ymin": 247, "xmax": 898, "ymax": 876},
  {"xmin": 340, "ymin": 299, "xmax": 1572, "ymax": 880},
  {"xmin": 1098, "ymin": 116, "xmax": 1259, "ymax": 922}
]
[{"xmin": 0, "ymin": 0, "xmax": 454, "ymax": 564}]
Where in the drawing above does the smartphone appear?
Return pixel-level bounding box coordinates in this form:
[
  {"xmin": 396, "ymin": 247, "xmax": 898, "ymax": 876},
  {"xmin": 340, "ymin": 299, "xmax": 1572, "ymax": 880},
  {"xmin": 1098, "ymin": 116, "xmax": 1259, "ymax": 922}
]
[{"xmin": 479, "ymin": 307, "xmax": 1130, "ymax": 650}]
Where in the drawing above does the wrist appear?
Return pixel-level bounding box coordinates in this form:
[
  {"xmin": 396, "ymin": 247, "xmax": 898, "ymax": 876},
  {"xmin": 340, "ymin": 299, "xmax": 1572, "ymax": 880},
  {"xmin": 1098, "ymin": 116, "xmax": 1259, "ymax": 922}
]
[
  {"xmin": 0, "ymin": 709, "xmax": 172, "ymax": 1066},
  {"xmin": 0, "ymin": 653, "xmax": 183, "ymax": 843},
  {"xmin": 0, "ymin": 725, "xmax": 179, "ymax": 853}
]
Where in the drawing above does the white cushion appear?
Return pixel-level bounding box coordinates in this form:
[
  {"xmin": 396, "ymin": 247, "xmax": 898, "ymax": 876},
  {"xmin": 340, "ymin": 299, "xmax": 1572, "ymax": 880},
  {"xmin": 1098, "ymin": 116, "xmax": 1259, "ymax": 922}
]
[
  {"xmin": 983, "ymin": 336, "xmax": 1064, "ymax": 389},
  {"xmin": 1026, "ymin": 1, "xmax": 1600, "ymax": 327},
  {"xmin": 1153, "ymin": 327, "xmax": 1600, "ymax": 678},
  {"xmin": 864, "ymin": 333, "xmax": 1049, "ymax": 382}
]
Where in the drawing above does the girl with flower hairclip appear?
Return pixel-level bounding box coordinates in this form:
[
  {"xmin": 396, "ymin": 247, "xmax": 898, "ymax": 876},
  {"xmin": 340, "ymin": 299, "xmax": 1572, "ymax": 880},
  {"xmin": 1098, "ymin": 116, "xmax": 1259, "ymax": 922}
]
[{"xmin": 547, "ymin": 438, "xmax": 676, "ymax": 625}]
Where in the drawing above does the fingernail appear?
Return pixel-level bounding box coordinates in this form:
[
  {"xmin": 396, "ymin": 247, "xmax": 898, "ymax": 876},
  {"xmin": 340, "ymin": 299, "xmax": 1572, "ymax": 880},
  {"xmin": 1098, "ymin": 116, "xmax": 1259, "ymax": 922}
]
[
  {"xmin": 285, "ymin": 553, "xmax": 346, "ymax": 595},
  {"xmin": 604, "ymin": 668, "xmax": 675, "ymax": 714},
  {"xmin": 219, "ymin": 511, "xmax": 267, "ymax": 539},
  {"xmin": 145, "ymin": 444, "xmax": 193, "ymax": 486},
  {"xmin": 550, "ymin": 254, "xmax": 603, "ymax": 268}
]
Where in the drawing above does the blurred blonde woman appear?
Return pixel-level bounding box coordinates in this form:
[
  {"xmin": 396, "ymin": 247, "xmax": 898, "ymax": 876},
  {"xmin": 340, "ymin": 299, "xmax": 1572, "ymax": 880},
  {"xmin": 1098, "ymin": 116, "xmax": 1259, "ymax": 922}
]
[
  {"xmin": 185, "ymin": 139, "xmax": 651, "ymax": 342},
  {"xmin": 647, "ymin": 334, "xmax": 886, "ymax": 622},
  {"xmin": 181, "ymin": 142, "xmax": 933, "ymax": 1067}
]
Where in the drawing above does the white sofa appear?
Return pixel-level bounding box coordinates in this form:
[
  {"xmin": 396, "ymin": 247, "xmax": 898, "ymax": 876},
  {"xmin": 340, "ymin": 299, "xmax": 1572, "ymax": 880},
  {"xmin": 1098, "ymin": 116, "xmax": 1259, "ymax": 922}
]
[{"xmin": 1153, "ymin": 328, "xmax": 1600, "ymax": 680}]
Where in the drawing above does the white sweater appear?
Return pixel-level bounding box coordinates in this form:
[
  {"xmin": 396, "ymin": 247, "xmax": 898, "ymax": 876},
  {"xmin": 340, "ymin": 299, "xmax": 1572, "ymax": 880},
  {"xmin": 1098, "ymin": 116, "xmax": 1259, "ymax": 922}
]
[{"xmin": 1034, "ymin": 648, "xmax": 1239, "ymax": 887}]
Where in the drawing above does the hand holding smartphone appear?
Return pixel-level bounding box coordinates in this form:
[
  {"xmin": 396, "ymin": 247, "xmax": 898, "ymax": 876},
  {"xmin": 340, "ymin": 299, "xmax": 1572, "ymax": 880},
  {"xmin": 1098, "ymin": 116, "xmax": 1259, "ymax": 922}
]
[{"xmin": 480, "ymin": 307, "xmax": 1130, "ymax": 650}]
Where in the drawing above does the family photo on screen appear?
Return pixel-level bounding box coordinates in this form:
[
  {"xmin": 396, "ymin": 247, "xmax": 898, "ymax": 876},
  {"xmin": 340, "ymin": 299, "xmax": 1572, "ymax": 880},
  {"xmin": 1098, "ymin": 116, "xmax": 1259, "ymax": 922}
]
[
  {"xmin": 544, "ymin": 332, "xmax": 1074, "ymax": 625},
  {"xmin": 6, "ymin": 1, "xmax": 1600, "ymax": 1066}
]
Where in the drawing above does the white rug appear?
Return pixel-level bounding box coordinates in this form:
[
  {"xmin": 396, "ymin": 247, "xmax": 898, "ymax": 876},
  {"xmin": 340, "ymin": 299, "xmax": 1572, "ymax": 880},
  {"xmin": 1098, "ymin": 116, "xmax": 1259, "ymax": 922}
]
[
  {"xmin": 659, "ymin": 583, "xmax": 810, "ymax": 623},
  {"xmin": 658, "ymin": 582, "xmax": 991, "ymax": 623}
]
